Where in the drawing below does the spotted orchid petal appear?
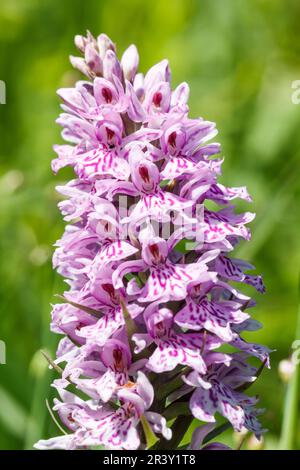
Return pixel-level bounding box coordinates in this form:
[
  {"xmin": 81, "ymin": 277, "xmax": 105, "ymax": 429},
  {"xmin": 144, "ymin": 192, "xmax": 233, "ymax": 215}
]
[{"xmin": 175, "ymin": 298, "xmax": 249, "ymax": 341}]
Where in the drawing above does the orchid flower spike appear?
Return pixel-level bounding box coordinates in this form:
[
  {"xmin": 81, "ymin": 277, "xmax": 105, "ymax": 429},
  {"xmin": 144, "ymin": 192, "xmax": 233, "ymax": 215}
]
[{"xmin": 35, "ymin": 31, "xmax": 269, "ymax": 451}]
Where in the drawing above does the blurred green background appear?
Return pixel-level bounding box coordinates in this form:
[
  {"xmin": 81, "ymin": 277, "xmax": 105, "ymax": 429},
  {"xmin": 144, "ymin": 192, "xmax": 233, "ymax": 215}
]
[{"xmin": 0, "ymin": 0, "xmax": 300, "ymax": 450}]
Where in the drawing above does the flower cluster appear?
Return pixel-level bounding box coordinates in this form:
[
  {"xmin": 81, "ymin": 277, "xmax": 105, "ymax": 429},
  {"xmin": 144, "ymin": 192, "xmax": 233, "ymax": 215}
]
[{"xmin": 35, "ymin": 32, "xmax": 269, "ymax": 450}]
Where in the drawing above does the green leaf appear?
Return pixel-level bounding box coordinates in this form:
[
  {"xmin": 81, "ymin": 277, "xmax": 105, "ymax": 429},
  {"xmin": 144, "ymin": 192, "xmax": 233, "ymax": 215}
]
[
  {"xmin": 55, "ymin": 295, "xmax": 103, "ymax": 319},
  {"xmin": 141, "ymin": 415, "xmax": 158, "ymax": 449}
]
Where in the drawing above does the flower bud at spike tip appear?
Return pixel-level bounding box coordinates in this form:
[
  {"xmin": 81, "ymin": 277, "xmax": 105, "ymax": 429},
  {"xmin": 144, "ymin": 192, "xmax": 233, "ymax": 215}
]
[
  {"xmin": 69, "ymin": 56, "xmax": 93, "ymax": 78},
  {"xmin": 121, "ymin": 44, "xmax": 139, "ymax": 82},
  {"xmin": 74, "ymin": 35, "xmax": 86, "ymax": 53},
  {"xmin": 97, "ymin": 33, "xmax": 116, "ymax": 60}
]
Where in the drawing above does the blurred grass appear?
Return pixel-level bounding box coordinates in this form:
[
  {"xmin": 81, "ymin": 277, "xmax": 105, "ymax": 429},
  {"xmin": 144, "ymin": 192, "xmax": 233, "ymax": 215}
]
[{"xmin": 0, "ymin": 0, "xmax": 300, "ymax": 449}]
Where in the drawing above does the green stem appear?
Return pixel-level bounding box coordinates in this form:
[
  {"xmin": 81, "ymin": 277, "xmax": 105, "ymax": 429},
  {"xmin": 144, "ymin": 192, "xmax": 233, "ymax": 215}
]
[{"xmin": 279, "ymin": 275, "xmax": 300, "ymax": 450}]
